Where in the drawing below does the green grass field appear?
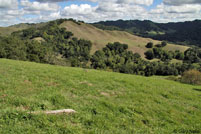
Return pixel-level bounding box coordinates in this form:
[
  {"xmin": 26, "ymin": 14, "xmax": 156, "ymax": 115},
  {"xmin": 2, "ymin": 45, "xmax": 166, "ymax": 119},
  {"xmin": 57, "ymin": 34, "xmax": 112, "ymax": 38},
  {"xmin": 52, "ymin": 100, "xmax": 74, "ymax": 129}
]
[{"xmin": 0, "ymin": 59, "xmax": 201, "ymax": 134}]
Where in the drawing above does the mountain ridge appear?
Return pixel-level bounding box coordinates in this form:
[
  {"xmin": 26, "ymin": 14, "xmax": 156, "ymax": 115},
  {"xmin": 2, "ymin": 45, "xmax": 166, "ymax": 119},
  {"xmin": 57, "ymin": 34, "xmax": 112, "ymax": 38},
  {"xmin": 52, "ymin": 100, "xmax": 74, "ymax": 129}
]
[{"xmin": 93, "ymin": 19, "xmax": 201, "ymax": 47}]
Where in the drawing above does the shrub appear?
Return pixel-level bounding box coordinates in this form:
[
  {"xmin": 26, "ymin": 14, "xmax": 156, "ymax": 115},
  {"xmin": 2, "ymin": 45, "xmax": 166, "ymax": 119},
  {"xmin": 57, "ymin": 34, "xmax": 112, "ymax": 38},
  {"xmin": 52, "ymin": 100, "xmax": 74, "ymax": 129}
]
[
  {"xmin": 181, "ymin": 69, "xmax": 201, "ymax": 85},
  {"xmin": 161, "ymin": 41, "xmax": 167, "ymax": 47},
  {"xmin": 145, "ymin": 50, "xmax": 154, "ymax": 60},
  {"xmin": 146, "ymin": 42, "xmax": 153, "ymax": 48}
]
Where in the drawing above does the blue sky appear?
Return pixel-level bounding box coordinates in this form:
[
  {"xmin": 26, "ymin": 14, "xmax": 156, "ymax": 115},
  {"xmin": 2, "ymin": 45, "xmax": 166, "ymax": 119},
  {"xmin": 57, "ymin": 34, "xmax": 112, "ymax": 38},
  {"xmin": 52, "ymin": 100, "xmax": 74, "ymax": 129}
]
[
  {"xmin": 57, "ymin": 0, "xmax": 162, "ymax": 8},
  {"xmin": 59, "ymin": 1, "xmax": 98, "ymax": 8},
  {"xmin": 0, "ymin": 0, "xmax": 201, "ymax": 26}
]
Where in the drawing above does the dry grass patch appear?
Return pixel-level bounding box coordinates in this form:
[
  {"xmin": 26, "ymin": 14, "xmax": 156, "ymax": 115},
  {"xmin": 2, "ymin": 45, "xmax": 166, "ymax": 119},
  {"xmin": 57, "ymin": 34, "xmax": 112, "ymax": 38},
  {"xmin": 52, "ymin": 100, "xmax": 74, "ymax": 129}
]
[{"xmin": 60, "ymin": 21, "xmax": 188, "ymax": 58}]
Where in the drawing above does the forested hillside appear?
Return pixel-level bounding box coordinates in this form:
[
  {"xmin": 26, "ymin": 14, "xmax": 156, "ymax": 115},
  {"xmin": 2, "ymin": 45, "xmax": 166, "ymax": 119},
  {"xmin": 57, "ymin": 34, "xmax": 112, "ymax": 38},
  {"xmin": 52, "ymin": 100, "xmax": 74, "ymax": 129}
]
[
  {"xmin": 0, "ymin": 19, "xmax": 201, "ymax": 76},
  {"xmin": 93, "ymin": 20, "xmax": 201, "ymax": 47}
]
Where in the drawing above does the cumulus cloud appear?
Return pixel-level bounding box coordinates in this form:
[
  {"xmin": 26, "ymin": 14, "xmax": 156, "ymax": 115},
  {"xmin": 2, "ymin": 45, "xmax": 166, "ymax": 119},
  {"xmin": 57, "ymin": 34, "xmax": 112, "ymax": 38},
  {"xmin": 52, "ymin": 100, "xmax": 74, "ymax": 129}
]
[
  {"xmin": 149, "ymin": 2, "xmax": 201, "ymax": 22},
  {"xmin": 0, "ymin": 0, "xmax": 18, "ymax": 9},
  {"xmin": 62, "ymin": 4, "xmax": 95, "ymax": 15},
  {"xmin": 35, "ymin": 0, "xmax": 98, "ymax": 2},
  {"xmin": 35, "ymin": 0, "xmax": 153, "ymax": 6},
  {"xmin": 166, "ymin": 4, "xmax": 201, "ymax": 13},
  {"xmin": 21, "ymin": 0, "xmax": 59, "ymax": 12},
  {"xmin": 60, "ymin": 1, "xmax": 148, "ymax": 23},
  {"xmin": 151, "ymin": 3, "xmax": 201, "ymax": 14},
  {"xmin": 0, "ymin": 0, "xmax": 201, "ymax": 26},
  {"xmin": 164, "ymin": 0, "xmax": 201, "ymax": 6},
  {"xmin": 0, "ymin": 9, "xmax": 23, "ymax": 26},
  {"xmin": 117, "ymin": 0, "xmax": 153, "ymax": 6},
  {"xmin": 61, "ymin": 4, "xmax": 100, "ymax": 22}
]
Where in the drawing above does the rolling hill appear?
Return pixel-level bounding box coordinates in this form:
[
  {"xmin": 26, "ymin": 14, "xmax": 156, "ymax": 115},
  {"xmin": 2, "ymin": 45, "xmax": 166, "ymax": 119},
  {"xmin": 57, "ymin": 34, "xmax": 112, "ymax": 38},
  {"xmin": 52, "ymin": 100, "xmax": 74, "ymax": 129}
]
[
  {"xmin": 0, "ymin": 59, "xmax": 201, "ymax": 133},
  {"xmin": 60, "ymin": 21, "xmax": 188, "ymax": 56},
  {"xmin": 0, "ymin": 20, "xmax": 188, "ymax": 57},
  {"xmin": 0, "ymin": 23, "xmax": 46, "ymax": 36}
]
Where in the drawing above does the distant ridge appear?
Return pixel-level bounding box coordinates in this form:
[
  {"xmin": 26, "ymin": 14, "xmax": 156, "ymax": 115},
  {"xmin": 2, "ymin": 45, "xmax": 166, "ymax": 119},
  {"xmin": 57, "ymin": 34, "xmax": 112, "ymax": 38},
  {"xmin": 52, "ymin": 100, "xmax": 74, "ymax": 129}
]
[{"xmin": 93, "ymin": 19, "xmax": 201, "ymax": 47}]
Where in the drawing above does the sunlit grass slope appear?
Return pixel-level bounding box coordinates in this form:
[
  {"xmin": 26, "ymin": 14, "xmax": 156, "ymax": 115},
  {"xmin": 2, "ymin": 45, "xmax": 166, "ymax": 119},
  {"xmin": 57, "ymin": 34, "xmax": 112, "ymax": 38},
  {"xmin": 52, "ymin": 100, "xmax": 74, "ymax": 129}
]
[
  {"xmin": 0, "ymin": 59, "xmax": 201, "ymax": 134},
  {"xmin": 0, "ymin": 23, "xmax": 46, "ymax": 36},
  {"xmin": 60, "ymin": 21, "xmax": 189, "ymax": 57},
  {"xmin": 0, "ymin": 24, "xmax": 32, "ymax": 36}
]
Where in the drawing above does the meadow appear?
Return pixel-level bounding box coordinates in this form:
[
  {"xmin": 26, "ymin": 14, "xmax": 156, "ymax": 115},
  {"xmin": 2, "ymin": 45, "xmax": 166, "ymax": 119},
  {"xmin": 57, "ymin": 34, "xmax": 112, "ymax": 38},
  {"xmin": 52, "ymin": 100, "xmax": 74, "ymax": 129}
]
[{"xmin": 0, "ymin": 59, "xmax": 201, "ymax": 134}]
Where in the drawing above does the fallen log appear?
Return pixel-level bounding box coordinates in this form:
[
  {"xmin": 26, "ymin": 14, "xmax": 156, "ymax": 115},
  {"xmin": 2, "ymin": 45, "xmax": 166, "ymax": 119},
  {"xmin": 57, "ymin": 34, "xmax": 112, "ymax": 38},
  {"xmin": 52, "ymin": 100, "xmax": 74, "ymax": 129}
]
[{"xmin": 31, "ymin": 109, "xmax": 76, "ymax": 114}]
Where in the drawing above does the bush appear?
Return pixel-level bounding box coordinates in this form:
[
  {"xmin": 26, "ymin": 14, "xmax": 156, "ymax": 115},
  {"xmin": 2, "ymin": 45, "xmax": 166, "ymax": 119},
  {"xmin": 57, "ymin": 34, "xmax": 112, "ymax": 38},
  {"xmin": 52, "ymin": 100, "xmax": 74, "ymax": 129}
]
[
  {"xmin": 145, "ymin": 50, "xmax": 154, "ymax": 60},
  {"xmin": 181, "ymin": 70, "xmax": 201, "ymax": 85},
  {"xmin": 146, "ymin": 42, "xmax": 153, "ymax": 48},
  {"xmin": 161, "ymin": 41, "xmax": 167, "ymax": 47}
]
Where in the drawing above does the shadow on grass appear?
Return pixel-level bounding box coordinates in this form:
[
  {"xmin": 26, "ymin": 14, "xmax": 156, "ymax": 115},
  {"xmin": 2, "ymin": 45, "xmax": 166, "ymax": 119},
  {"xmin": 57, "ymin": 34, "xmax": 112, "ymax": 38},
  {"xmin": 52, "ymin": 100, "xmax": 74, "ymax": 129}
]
[{"xmin": 193, "ymin": 88, "xmax": 201, "ymax": 92}]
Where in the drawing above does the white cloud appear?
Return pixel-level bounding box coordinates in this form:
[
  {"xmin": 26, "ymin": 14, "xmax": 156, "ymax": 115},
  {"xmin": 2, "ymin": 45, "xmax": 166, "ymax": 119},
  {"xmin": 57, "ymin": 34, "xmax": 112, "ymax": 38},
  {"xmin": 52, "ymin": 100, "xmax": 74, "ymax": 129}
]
[
  {"xmin": 61, "ymin": 4, "xmax": 99, "ymax": 22},
  {"xmin": 21, "ymin": 0, "xmax": 59, "ymax": 12},
  {"xmin": 0, "ymin": 0, "xmax": 18, "ymax": 9},
  {"xmin": 60, "ymin": 2, "xmax": 148, "ymax": 23},
  {"xmin": 151, "ymin": 3, "xmax": 201, "ymax": 14},
  {"xmin": 149, "ymin": 3, "xmax": 201, "ymax": 22},
  {"xmin": 164, "ymin": 0, "xmax": 201, "ymax": 6},
  {"xmin": 117, "ymin": 0, "xmax": 153, "ymax": 6},
  {"xmin": 166, "ymin": 4, "xmax": 201, "ymax": 13},
  {"xmin": 35, "ymin": 0, "xmax": 98, "ymax": 2},
  {"xmin": 0, "ymin": 0, "xmax": 201, "ymax": 26},
  {"xmin": 62, "ymin": 4, "xmax": 95, "ymax": 15}
]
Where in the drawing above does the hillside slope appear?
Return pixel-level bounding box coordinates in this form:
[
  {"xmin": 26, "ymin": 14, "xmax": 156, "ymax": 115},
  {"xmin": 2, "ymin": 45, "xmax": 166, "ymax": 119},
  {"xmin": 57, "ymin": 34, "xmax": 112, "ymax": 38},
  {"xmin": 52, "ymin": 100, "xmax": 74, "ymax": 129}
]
[
  {"xmin": 60, "ymin": 21, "xmax": 188, "ymax": 56},
  {"xmin": 0, "ymin": 59, "xmax": 201, "ymax": 134},
  {"xmin": 0, "ymin": 20, "xmax": 189, "ymax": 57},
  {"xmin": 0, "ymin": 23, "xmax": 46, "ymax": 36},
  {"xmin": 93, "ymin": 19, "xmax": 201, "ymax": 47}
]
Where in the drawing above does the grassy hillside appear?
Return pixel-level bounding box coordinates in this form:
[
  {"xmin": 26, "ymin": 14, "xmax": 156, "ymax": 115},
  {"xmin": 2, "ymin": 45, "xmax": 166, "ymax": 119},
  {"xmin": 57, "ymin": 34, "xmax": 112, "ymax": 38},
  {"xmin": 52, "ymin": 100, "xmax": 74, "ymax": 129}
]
[
  {"xmin": 60, "ymin": 21, "xmax": 188, "ymax": 57},
  {"xmin": 0, "ymin": 59, "xmax": 201, "ymax": 134},
  {"xmin": 0, "ymin": 23, "xmax": 46, "ymax": 36},
  {"xmin": 0, "ymin": 24, "xmax": 31, "ymax": 36},
  {"xmin": 0, "ymin": 20, "xmax": 189, "ymax": 58}
]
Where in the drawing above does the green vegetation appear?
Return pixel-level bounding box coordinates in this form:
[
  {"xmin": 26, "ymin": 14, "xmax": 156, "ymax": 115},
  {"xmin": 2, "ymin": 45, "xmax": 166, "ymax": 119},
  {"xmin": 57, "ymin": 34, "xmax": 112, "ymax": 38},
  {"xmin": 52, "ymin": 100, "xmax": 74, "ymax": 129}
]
[
  {"xmin": 145, "ymin": 42, "xmax": 153, "ymax": 48},
  {"xmin": 93, "ymin": 19, "xmax": 201, "ymax": 47},
  {"xmin": 60, "ymin": 20, "xmax": 188, "ymax": 56},
  {"xmin": 181, "ymin": 70, "xmax": 201, "ymax": 85},
  {"xmin": 0, "ymin": 19, "xmax": 92, "ymax": 67},
  {"xmin": 0, "ymin": 19, "xmax": 189, "ymax": 58},
  {"xmin": 145, "ymin": 42, "xmax": 201, "ymax": 64},
  {"xmin": 0, "ymin": 19, "xmax": 200, "ymax": 77},
  {"xmin": 0, "ymin": 23, "xmax": 46, "ymax": 36},
  {"xmin": 0, "ymin": 59, "xmax": 201, "ymax": 134},
  {"xmin": 90, "ymin": 42, "xmax": 201, "ymax": 76}
]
